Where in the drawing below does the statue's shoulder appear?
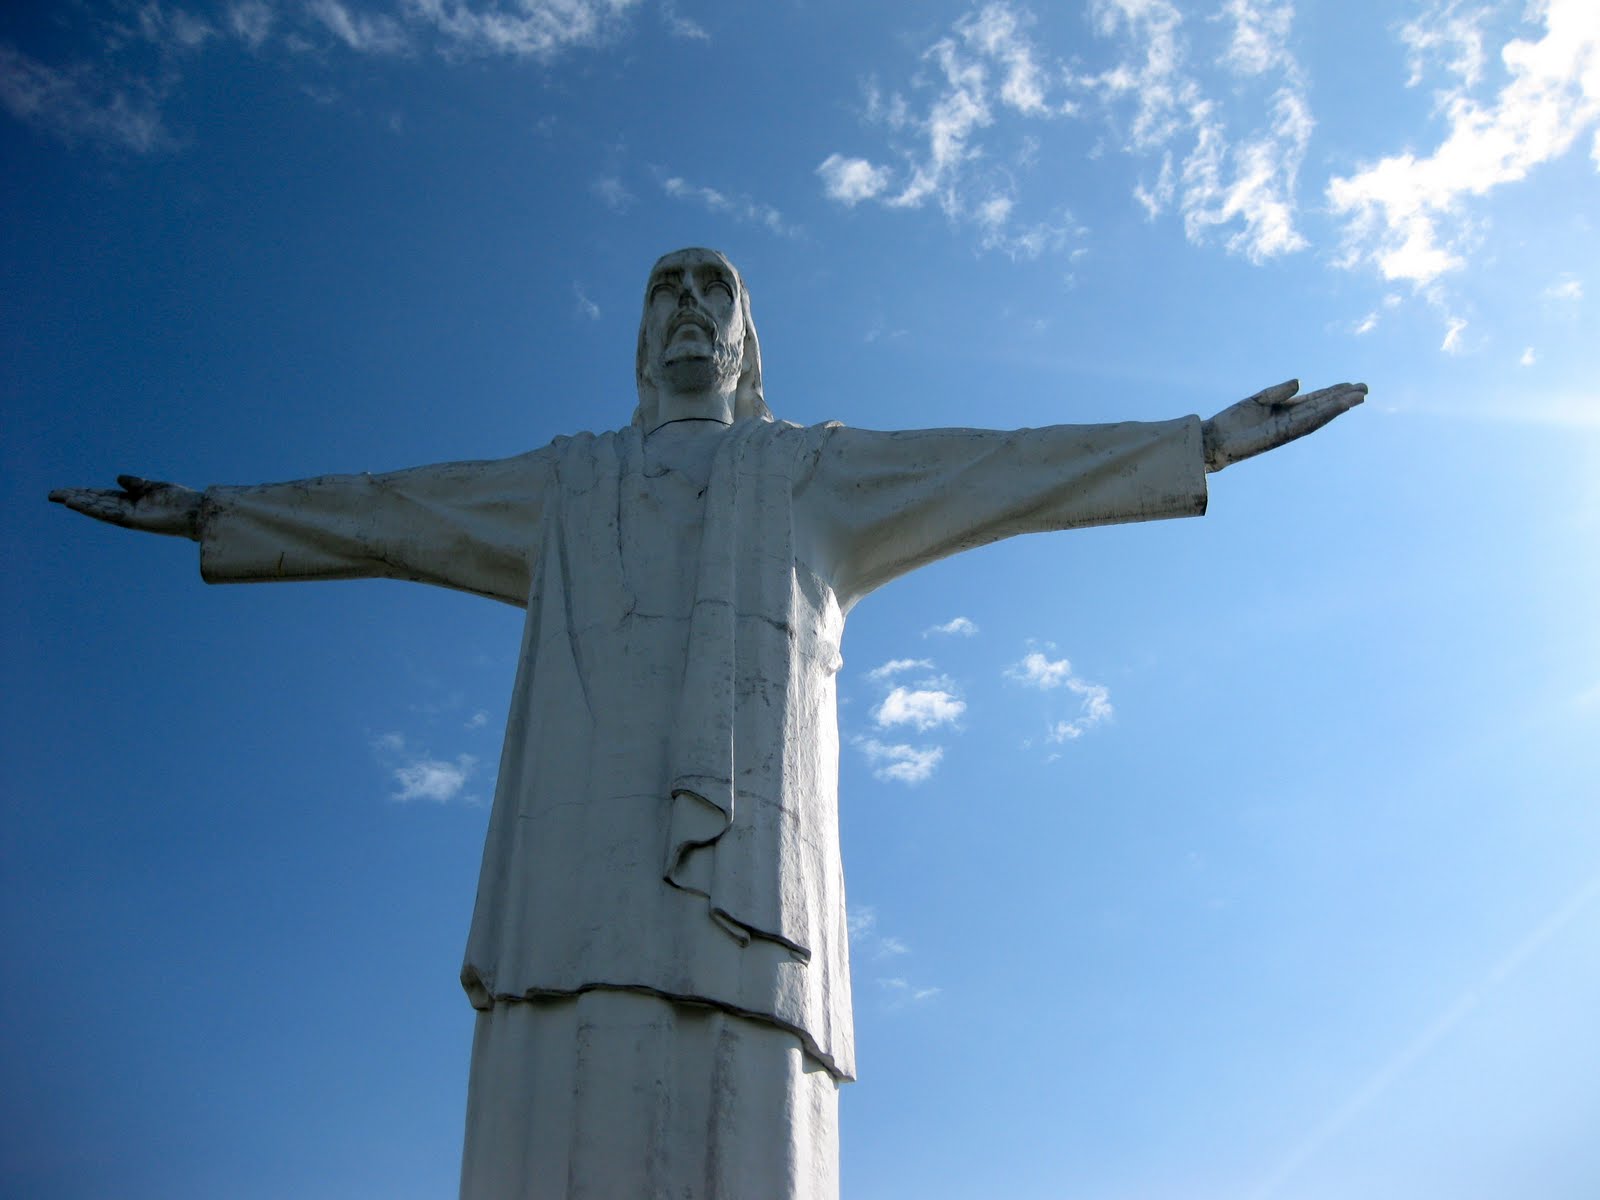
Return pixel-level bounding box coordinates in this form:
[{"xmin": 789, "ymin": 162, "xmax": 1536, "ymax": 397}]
[{"xmin": 542, "ymin": 426, "xmax": 640, "ymax": 457}]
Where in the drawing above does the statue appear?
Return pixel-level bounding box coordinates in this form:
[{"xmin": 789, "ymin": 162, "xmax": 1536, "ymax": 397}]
[{"xmin": 51, "ymin": 248, "xmax": 1365, "ymax": 1199}]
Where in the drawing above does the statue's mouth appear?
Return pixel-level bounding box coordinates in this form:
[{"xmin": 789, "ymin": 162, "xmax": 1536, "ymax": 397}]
[{"xmin": 668, "ymin": 311, "xmax": 715, "ymax": 341}]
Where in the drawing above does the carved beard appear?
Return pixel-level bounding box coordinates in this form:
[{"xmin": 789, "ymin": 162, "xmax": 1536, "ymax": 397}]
[{"xmin": 654, "ymin": 313, "xmax": 743, "ymax": 393}]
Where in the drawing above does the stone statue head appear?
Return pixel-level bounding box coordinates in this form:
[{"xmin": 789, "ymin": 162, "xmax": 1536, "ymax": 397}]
[{"xmin": 633, "ymin": 248, "xmax": 771, "ymax": 428}]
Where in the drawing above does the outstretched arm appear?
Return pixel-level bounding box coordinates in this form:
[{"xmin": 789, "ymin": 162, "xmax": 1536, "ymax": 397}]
[
  {"xmin": 50, "ymin": 452, "xmax": 552, "ymax": 607},
  {"xmin": 1202, "ymin": 379, "xmax": 1366, "ymax": 473},
  {"xmin": 806, "ymin": 416, "xmax": 1209, "ymax": 607},
  {"xmin": 805, "ymin": 377, "xmax": 1365, "ymax": 606}
]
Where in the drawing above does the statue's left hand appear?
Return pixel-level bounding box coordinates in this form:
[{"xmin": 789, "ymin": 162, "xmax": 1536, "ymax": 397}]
[
  {"xmin": 48, "ymin": 475, "xmax": 203, "ymax": 540},
  {"xmin": 1202, "ymin": 379, "xmax": 1366, "ymax": 473}
]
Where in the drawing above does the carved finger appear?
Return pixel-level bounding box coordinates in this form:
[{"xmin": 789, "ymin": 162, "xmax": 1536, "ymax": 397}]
[
  {"xmin": 1247, "ymin": 379, "xmax": 1300, "ymax": 407},
  {"xmin": 48, "ymin": 488, "xmax": 134, "ymax": 524},
  {"xmin": 117, "ymin": 474, "xmax": 159, "ymax": 500},
  {"xmin": 1301, "ymin": 382, "xmax": 1366, "ymax": 408}
]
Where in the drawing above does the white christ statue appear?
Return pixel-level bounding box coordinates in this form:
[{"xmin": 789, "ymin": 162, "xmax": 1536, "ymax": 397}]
[{"xmin": 52, "ymin": 247, "xmax": 1364, "ymax": 1199}]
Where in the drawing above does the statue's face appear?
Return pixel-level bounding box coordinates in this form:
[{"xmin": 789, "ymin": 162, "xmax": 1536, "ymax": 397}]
[{"xmin": 642, "ymin": 249, "xmax": 744, "ymax": 396}]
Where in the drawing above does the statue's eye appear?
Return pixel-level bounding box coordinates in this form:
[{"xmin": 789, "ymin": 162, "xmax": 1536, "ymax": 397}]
[{"xmin": 706, "ymin": 279, "xmax": 733, "ymax": 300}]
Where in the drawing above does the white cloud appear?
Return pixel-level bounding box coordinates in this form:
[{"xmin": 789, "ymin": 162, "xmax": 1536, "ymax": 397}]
[
  {"xmin": 858, "ymin": 738, "xmax": 944, "ymax": 784},
  {"xmin": 465, "ymin": 709, "xmax": 491, "ymax": 728},
  {"xmin": 227, "ymin": 1, "xmax": 275, "ymax": 49},
  {"xmin": 661, "ymin": 174, "xmax": 797, "ymax": 237},
  {"xmin": 873, "ymin": 685, "xmax": 966, "ymax": 732},
  {"xmin": 847, "ymin": 905, "xmax": 878, "ymax": 939},
  {"xmin": 925, "ymin": 616, "xmax": 978, "ymax": 637},
  {"xmin": 134, "ymin": 4, "xmax": 218, "ymax": 54},
  {"xmin": 308, "ymin": 0, "xmax": 410, "ymax": 55},
  {"xmin": 574, "ymin": 284, "xmax": 601, "ymax": 320},
  {"xmin": 1441, "ymin": 315, "xmax": 1468, "ymax": 353},
  {"xmin": 849, "ymin": 905, "xmax": 912, "ymax": 960},
  {"xmin": 405, "ymin": 0, "xmax": 641, "ymax": 60},
  {"xmin": 1353, "ymin": 311, "xmax": 1380, "ymax": 335},
  {"xmin": 0, "ymin": 45, "xmax": 175, "ymax": 153},
  {"xmin": 1076, "ymin": 0, "xmax": 1313, "ymax": 262},
  {"xmin": 1005, "ymin": 650, "xmax": 1073, "ymax": 688},
  {"xmin": 591, "ymin": 174, "xmax": 633, "ymax": 211},
  {"xmin": 1401, "ymin": 0, "xmax": 1494, "ymax": 91},
  {"xmin": 2, "ymin": 0, "xmax": 645, "ymax": 156},
  {"xmin": 867, "ymin": 657, "xmax": 934, "ymax": 681},
  {"xmin": 957, "ymin": 1, "xmax": 1048, "ymax": 114},
  {"xmin": 1178, "ymin": 86, "xmax": 1311, "ymax": 261},
  {"xmin": 815, "ymin": 3, "xmax": 1086, "ymax": 260},
  {"xmin": 374, "ymin": 732, "xmax": 480, "ymax": 809},
  {"xmin": 1546, "ymin": 276, "xmax": 1584, "ymax": 300},
  {"xmin": 1007, "ymin": 649, "xmax": 1114, "ymax": 743},
  {"xmin": 1220, "ymin": 0, "xmax": 1296, "ymax": 77},
  {"xmin": 1077, "ymin": 0, "xmax": 1191, "ymax": 150},
  {"xmin": 661, "ymin": 2, "xmax": 709, "ymax": 43},
  {"xmin": 1520, "ymin": 346, "xmax": 1537, "ymax": 366},
  {"xmin": 1329, "ymin": 0, "xmax": 1600, "ymax": 286},
  {"xmin": 878, "ymin": 977, "xmax": 942, "ymax": 1003},
  {"xmin": 372, "ymin": 731, "xmax": 479, "ymax": 803},
  {"xmin": 817, "ymin": 153, "xmax": 892, "ymax": 206},
  {"xmin": 392, "ymin": 753, "xmax": 477, "ymax": 802},
  {"xmin": 1047, "ymin": 677, "xmax": 1114, "ymax": 742}
]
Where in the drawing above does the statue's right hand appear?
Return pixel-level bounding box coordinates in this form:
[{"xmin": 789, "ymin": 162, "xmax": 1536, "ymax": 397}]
[{"xmin": 48, "ymin": 475, "xmax": 203, "ymax": 540}]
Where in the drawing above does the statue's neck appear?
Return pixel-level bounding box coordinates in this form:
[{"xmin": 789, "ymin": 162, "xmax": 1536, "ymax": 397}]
[{"xmin": 648, "ymin": 388, "xmax": 735, "ymax": 433}]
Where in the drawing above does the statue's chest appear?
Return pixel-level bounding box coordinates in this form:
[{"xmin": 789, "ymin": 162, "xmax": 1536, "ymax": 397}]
[{"xmin": 614, "ymin": 430, "xmax": 721, "ymax": 613}]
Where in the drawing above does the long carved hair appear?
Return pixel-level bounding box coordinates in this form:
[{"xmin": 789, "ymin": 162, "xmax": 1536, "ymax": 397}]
[{"xmin": 632, "ymin": 248, "xmax": 773, "ymax": 428}]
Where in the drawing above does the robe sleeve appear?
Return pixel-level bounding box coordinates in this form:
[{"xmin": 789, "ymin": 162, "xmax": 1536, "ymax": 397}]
[
  {"xmin": 196, "ymin": 448, "xmax": 553, "ymax": 607},
  {"xmin": 803, "ymin": 417, "xmax": 1208, "ymax": 606}
]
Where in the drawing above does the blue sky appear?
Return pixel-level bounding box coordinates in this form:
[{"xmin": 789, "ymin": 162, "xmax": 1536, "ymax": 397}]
[{"xmin": 3, "ymin": 1, "xmax": 1598, "ymax": 1196}]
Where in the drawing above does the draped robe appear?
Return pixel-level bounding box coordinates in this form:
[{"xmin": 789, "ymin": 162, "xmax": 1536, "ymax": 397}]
[{"xmin": 196, "ymin": 414, "xmax": 1207, "ymax": 1192}]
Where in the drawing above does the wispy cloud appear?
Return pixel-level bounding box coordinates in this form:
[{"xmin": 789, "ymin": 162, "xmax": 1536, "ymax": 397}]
[
  {"xmin": 660, "ymin": 174, "xmax": 798, "ymax": 237},
  {"xmin": 3, "ymin": 0, "xmax": 646, "ymax": 153},
  {"xmin": 1078, "ymin": 0, "xmax": 1313, "ymax": 262},
  {"xmin": 0, "ymin": 44, "xmax": 176, "ymax": 154},
  {"xmin": 1519, "ymin": 346, "xmax": 1537, "ymax": 366},
  {"xmin": 1328, "ymin": 0, "xmax": 1600, "ymax": 286},
  {"xmin": 574, "ymin": 284, "xmax": 601, "ymax": 320},
  {"xmin": 405, "ymin": 0, "xmax": 642, "ymax": 60},
  {"xmin": 308, "ymin": 0, "xmax": 410, "ymax": 55},
  {"xmin": 857, "ymin": 738, "xmax": 943, "ymax": 784},
  {"xmin": 878, "ymin": 977, "xmax": 942, "ymax": 1005},
  {"xmin": 850, "ymin": 905, "xmax": 938, "ymax": 1004},
  {"xmin": 925, "ymin": 616, "xmax": 978, "ymax": 637},
  {"xmin": 591, "ymin": 174, "xmax": 634, "ymax": 212},
  {"xmin": 1546, "ymin": 275, "xmax": 1584, "ymax": 301},
  {"xmin": 816, "ymin": 3, "xmax": 1087, "ymax": 261},
  {"xmin": 1440, "ymin": 316, "xmax": 1468, "ymax": 354},
  {"xmin": 661, "ymin": 1, "xmax": 709, "ymax": 42},
  {"xmin": 1005, "ymin": 647, "xmax": 1114, "ymax": 743},
  {"xmin": 371, "ymin": 731, "xmax": 479, "ymax": 803},
  {"xmin": 227, "ymin": 1, "xmax": 275, "ymax": 50},
  {"xmin": 867, "ymin": 657, "xmax": 934, "ymax": 681},
  {"xmin": 847, "ymin": 905, "xmax": 910, "ymax": 958}
]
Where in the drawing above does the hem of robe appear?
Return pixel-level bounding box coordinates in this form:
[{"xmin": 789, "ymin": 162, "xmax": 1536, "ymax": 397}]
[
  {"xmin": 459, "ymin": 974, "xmax": 856, "ymax": 1084},
  {"xmin": 460, "ymin": 989, "xmax": 840, "ymax": 1200}
]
